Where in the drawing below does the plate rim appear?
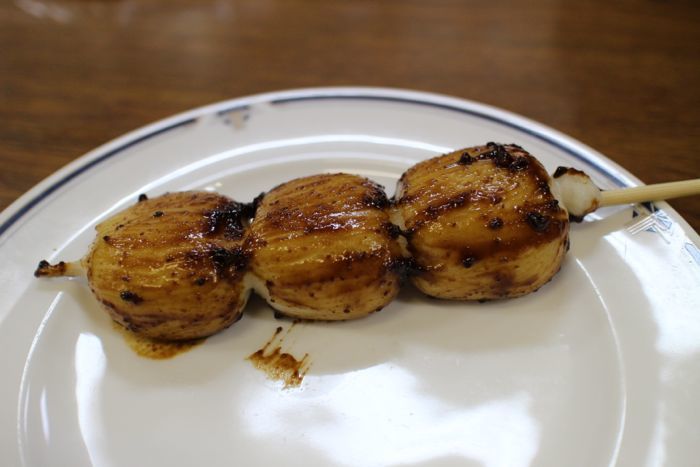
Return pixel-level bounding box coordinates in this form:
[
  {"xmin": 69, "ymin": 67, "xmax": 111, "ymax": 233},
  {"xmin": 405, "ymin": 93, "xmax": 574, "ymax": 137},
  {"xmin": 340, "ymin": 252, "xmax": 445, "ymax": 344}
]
[
  {"xmin": 3, "ymin": 86, "xmax": 699, "ymax": 466},
  {"xmin": 3, "ymin": 86, "xmax": 697, "ymax": 244}
]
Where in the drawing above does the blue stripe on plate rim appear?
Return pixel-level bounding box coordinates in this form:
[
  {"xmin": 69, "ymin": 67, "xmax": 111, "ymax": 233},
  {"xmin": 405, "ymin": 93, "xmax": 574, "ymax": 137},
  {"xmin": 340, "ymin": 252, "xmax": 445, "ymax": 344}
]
[{"xmin": 0, "ymin": 87, "xmax": 650, "ymax": 242}]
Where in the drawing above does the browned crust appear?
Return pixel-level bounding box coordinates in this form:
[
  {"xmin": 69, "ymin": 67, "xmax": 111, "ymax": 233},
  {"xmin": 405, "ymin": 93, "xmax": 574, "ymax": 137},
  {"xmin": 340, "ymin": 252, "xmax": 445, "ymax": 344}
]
[
  {"xmin": 397, "ymin": 143, "xmax": 568, "ymax": 265},
  {"xmin": 248, "ymin": 173, "xmax": 403, "ymax": 319},
  {"xmin": 84, "ymin": 191, "xmax": 251, "ymax": 340},
  {"xmin": 396, "ymin": 143, "xmax": 570, "ymax": 300}
]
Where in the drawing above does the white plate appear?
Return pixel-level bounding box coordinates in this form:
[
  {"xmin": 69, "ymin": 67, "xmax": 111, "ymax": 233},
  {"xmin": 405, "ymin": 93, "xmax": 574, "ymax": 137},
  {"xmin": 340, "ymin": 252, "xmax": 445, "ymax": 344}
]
[{"xmin": 1, "ymin": 88, "xmax": 699, "ymax": 467}]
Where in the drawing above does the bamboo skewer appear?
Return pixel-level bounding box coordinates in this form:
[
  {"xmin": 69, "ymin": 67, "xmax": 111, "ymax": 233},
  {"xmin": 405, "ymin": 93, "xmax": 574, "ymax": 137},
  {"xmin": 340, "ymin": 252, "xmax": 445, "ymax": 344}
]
[{"xmin": 600, "ymin": 178, "xmax": 700, "ymax": 207}]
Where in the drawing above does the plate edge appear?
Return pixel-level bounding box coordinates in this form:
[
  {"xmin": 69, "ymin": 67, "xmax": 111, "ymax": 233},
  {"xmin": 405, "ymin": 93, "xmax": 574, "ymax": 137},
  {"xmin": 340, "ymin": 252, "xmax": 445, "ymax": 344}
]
[{"xmin": 1, "ymin": 86, "xmax": 697, "ymax": 245}]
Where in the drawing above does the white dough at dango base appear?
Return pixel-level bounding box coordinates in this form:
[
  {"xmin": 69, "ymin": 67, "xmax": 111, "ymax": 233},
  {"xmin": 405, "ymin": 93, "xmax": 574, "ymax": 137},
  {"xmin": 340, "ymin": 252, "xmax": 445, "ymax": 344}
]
[{"xmin": 551, "ymin": 170, "xmax": 602, "ymax": 218}]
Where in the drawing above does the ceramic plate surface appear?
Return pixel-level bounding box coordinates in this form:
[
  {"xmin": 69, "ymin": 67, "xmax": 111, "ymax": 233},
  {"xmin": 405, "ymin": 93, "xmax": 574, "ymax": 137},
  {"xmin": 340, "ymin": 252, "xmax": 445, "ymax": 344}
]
[{"xmin": 1, "ymin": 88, "xmax": 699, "ymax": 467}]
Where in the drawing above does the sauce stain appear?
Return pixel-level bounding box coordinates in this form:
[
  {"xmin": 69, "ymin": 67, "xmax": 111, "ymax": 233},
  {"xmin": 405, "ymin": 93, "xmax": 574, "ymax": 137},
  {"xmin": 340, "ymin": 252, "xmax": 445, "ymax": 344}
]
[
  {"xmin": 113, "ymin": 322, "xmax": 205, "ymax": 359},
  {"xmin": 247, "ymin": 325, "xmax": 310, "ymax": 388}
]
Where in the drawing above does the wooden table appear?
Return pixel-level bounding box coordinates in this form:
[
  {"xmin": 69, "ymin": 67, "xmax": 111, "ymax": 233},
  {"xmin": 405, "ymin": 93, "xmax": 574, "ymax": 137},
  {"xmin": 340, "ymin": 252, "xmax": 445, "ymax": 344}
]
[{"xmin": 2, "ymin": 0, "xmax": 699, "ymax": 232}]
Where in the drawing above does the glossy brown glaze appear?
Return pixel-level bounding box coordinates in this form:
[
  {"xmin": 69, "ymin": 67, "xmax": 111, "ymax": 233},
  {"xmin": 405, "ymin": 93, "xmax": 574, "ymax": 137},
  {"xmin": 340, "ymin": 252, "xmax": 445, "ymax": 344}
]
[
  {"xmin": 247, "ymin": 325, "xmax": 310, "ymax": 388},
  {"xmin": 84, "ymin": 191, "xmax": 251, "ymax": 340},
  {"xmin": 247, "ymin": 173, "xmax": 404, "ymax": 320},
  {"xmin": 394, "ymin": 144, "xmax": 569, "ymax": 300}
]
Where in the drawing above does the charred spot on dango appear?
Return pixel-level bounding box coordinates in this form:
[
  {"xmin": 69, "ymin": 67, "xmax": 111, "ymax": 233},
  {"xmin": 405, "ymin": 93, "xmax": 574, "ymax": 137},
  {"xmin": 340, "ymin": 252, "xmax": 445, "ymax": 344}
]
[
  {"xmin": 545, "ymin": 199, "xmax": 560, "ymax": 212},
  {"xmin": 211, "ymin": 247, "xmax": 249, "ymax": 275},
  {"xmin": 525, "ymin": 211, "xmax": 551, "ymax": 232},
  {"xmin": 553, "ymin": 166, "xmax": 587, "ymax": 178},
  {"xmin": 362, "ymin": 186, "xmax": 390, "ymax": 209},
  {"xmin": 120, "ymin": 290, "xmax": 144, "ymax": 304},
  {"xmin": 510, "ymin": 156, "xmax": 530, "ymax": 171},
  {"xmin": 462, "ymin": 256, "xmax": 477, "ymax": 268},
  {"xmin": 458, "ymin": 152, "xmax": 474, "ymax": 165},
  {"xmin": 194, "ymin": 277, "xmax": 207, "ymax": 286},
  {"xmin": 478, "ymin": 143, "xmax": 514, "ymax": 168},
  {"xmin": 383, "ymin": 222, "xmax": 402, "ymax": 239},
  {"xmin": 388, "ymin": 257, "xmax": 424, "ymax": 280},
  {"xmin": 137, "ymin": 193, "xmax": 148, "ymax": 202},
  {"xmin": 553, "ymin": 166, "xmax": 569, "ymax": 178},
  {"xmin": 206, "ymin": 202, "xmax": 246, "ymax": 239},
  {"xmin": 474, "ymin": 143, "xmax": 532, "ymax": 172},
  {"xmin": 488, "ymin": 217, "xmax": 504, "ymax": 230}
]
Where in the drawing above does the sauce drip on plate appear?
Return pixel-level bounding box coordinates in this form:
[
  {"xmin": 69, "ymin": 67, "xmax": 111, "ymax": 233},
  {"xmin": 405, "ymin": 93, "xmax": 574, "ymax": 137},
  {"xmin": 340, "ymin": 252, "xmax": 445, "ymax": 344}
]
[
  {"xmin": 113, "ymin": 322, "xmax": 205, "ymax": 359},
  {"xmin": 248, "ymin": 324, "xmax": 310, "ymax": 388}
]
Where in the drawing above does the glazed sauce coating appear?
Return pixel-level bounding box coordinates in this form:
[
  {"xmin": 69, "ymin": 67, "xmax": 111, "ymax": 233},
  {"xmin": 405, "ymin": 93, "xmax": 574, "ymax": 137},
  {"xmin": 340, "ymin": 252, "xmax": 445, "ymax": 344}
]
[
  {"xmin": 113, "ymin": 322, "xmax": 204, "ymax": 359},
  {"xmin": 35, "ymin": 144, "xmax": 573, "ymax": 344},
  {"xmin": 84, "ymin": 191, "xmax": 251, "ymax": 340},
  {"xmin": 248, "ymin": 173, "xmax": 404, "ymax": 320},
  {"xmin": 397, "ymin": 144, "xmax": 567, "ymax": 258},
  {"xmin": 394, "ymin": 143, "xmax": 569, "ymax": 299}
]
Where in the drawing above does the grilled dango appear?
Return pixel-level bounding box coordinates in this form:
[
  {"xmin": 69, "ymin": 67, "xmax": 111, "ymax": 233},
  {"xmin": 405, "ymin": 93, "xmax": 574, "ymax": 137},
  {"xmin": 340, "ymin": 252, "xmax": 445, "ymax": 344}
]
[
  {"xmin": 247, "ymin": 173, "xmax": 404, "ymax": 320},
  {"xmin": 34, "ymin": 143, "xmax": 691, "ymax": 343},
  {"xmin": 35, "ymin": 191, "xmax": 252, "ymax": 340},
  {"xmin": 393, "ymin": 143, "xmax": 570, "ymax": 300}
]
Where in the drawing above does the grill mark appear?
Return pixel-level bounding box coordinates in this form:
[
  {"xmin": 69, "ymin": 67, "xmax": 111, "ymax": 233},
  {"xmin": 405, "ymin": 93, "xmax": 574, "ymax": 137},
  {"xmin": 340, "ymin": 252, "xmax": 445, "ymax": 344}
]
[
  {"xmin": 397, "ymin": 145, "xmax": 569, "ymax": 266},
  {"xmin": 406, "ymin": 189, "xmax": 510, "ymax": 233}
]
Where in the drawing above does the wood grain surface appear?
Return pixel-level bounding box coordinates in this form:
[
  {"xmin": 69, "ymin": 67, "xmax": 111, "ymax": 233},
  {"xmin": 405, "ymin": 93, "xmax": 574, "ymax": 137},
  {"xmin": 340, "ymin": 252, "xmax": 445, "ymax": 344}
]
[{"xmin": 1, "ymin": 0, "xmax": 699, "ymax": 232}]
